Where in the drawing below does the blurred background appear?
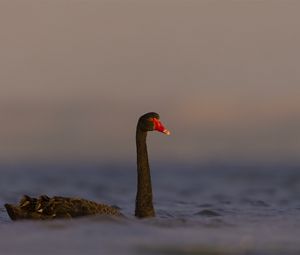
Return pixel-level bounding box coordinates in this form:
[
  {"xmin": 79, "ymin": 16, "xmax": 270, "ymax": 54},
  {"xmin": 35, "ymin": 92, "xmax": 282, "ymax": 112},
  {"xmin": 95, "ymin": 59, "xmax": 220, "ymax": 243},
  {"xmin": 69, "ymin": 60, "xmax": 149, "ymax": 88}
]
[{"xmin": 0, "ymin": 0, "xmax": 299, "ymax": 165}]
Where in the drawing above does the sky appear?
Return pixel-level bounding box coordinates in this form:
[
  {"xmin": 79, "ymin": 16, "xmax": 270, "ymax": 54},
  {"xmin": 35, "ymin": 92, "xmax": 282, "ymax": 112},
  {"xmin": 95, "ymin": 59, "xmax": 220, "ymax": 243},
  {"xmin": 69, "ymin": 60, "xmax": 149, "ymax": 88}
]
[{"xmin": 0, "ymin": 1, "xmax": 299, "ymax": 164}]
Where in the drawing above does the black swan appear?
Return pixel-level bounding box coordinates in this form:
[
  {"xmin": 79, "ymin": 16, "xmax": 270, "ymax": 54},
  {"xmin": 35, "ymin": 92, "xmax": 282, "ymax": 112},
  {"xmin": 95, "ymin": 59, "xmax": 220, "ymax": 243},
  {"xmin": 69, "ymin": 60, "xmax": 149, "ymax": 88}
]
[{"xmin": 5, "ymin": 112, "xmax": 170, "ymax": 220}]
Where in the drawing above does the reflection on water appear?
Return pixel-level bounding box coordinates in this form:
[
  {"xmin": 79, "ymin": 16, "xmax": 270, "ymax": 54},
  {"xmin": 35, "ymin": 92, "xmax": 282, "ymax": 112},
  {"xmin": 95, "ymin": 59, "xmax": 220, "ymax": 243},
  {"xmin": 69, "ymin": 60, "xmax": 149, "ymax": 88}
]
[{"xmin": 0, "ymin": 163, "xmax": 300, "ymax": 255}]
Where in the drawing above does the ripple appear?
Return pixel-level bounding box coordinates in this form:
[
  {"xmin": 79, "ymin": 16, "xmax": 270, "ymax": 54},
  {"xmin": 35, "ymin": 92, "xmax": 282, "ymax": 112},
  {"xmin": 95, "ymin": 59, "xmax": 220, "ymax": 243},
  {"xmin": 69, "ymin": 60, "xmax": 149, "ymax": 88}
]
[
  {"xmin": 197, "ymin": 203, "xmax": 214, "ymax": 208},
  {"xmin": 241, "ymin": 199, "xmax": 270, "ymax": 207},
  {"xmin": 194, "ymin": 209, "xmax": 222, "ymax": 217}
]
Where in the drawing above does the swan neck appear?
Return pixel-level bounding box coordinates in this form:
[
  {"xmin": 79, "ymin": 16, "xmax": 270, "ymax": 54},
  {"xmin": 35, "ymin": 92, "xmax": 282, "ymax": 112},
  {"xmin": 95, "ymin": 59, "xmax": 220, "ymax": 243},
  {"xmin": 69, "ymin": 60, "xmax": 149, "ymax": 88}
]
[{"xmin": 135, "ymin": 127, "xmax": 155, "ymax": 218}]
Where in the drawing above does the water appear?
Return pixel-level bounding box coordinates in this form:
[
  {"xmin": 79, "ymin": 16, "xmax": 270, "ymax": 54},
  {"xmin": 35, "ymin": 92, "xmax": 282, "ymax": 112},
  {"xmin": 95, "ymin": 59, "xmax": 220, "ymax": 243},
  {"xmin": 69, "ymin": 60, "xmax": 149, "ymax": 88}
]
[{"xmin": 0, "ymin": 163, "xmax": 300, "ymax": 255}]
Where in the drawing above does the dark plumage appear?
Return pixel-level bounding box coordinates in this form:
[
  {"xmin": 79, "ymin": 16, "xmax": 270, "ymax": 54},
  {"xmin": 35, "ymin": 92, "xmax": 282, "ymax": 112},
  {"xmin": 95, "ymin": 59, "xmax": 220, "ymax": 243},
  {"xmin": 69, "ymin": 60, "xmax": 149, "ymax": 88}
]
[
  {"xmin": 5, "ymin": 112, "xmax": 170, "ymax": 220},
  {"xmin": 5, "ymin": 195, "xmax": 122, "ymax": 220}
]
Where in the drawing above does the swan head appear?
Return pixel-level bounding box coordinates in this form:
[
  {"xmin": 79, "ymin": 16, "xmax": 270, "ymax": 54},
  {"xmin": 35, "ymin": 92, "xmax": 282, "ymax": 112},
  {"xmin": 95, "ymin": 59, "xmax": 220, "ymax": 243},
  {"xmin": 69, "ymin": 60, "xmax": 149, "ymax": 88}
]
[{"xmin": 138, "ymin": 112, "xmax": 170, "ymax": 135}]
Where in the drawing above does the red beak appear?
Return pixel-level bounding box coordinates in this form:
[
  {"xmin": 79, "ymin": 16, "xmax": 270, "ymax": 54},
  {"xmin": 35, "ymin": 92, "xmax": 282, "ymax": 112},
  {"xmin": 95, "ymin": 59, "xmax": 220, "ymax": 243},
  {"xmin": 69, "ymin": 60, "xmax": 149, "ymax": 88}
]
[{"xmin": 153, "ymin": 118, "xmax": 171, "ymax": 135}]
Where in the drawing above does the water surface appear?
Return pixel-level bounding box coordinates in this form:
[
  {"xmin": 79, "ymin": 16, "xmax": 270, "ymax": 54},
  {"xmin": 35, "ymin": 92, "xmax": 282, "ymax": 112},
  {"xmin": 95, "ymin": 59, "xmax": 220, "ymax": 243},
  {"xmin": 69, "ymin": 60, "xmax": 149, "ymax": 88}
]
[{"xmin": 0, "ymin": 163, "xmax": 299, "ymax": 255}]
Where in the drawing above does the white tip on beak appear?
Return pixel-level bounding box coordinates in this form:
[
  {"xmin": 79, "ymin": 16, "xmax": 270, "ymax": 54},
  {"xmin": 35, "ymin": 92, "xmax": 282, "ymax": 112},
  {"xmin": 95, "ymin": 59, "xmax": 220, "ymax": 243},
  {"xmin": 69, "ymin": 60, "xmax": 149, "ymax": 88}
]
[{"xmin": 163, "ymin": 129, "xmax": 171, "ymax": 135}]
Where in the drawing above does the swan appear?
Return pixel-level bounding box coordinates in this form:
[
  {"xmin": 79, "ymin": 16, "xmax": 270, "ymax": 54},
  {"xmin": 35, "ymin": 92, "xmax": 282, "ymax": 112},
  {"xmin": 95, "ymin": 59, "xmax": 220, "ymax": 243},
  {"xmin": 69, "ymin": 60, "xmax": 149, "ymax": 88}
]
[{"xmin": 4, "ymin": 112, "xmax": 170, "ymax": 220}]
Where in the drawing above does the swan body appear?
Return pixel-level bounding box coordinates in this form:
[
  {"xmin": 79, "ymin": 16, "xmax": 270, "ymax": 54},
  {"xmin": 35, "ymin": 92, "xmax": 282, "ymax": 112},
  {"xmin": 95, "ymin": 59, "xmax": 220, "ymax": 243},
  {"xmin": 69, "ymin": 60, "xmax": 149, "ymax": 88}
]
[
  {"xmin": 5, "ymin": 195, "xmax": 122, "ymax": 220},
  {"xmin": 5, "ymin": 112, "xmax": 170, "ymax": 220}
]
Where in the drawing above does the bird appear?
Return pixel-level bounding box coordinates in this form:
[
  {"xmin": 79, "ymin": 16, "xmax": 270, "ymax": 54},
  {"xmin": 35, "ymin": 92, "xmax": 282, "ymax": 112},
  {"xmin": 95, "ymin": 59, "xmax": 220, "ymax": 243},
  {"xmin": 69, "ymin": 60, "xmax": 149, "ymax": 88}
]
[{"xmin": 4, "ymin": 112, "xmax": 170, "ymax": 220}]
